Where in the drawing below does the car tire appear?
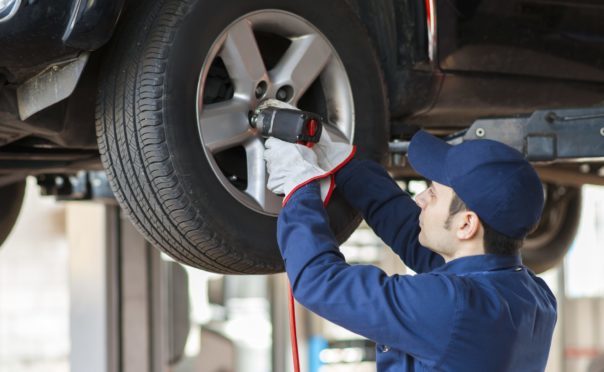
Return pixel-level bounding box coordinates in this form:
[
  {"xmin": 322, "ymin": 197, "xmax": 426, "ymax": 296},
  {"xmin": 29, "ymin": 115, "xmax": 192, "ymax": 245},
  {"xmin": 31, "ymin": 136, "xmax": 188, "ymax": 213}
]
[
  {"xmin": 0, "ymin": 181, "xmax": 26, "ymax": 248},
  {"xmin": 522, "ymin": 184, "xmax": 581, "ymax": 274},
  {"xmin": 96, "ymin": 0, "xmax": 389, "ymax": 273}
]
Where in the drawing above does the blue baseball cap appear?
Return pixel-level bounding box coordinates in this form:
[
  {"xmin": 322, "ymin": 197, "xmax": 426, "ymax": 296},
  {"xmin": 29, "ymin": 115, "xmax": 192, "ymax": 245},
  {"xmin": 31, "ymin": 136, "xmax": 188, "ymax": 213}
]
[{"xmin": 407, "ymin": 130, "xmax": 544, "ymax": 239}]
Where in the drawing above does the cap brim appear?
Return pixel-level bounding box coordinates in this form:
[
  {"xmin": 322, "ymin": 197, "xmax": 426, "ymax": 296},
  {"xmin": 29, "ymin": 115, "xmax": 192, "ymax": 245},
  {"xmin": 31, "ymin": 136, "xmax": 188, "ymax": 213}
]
[{"xmin": 407, "ymin": 130, "xmax": 452, "ymax": 186}]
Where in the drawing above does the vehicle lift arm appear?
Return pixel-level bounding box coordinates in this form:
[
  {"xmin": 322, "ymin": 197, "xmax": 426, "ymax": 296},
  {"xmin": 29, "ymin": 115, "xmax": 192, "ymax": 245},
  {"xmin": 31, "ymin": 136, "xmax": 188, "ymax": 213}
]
[{"xmin": 390, "ymin": 107, "xmax": 604, "ymax": 162}]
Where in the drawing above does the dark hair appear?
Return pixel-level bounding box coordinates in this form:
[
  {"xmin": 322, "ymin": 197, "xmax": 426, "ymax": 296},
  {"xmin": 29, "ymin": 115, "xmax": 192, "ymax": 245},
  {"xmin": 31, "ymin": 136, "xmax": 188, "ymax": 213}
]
[
  {"xmin": 446, "ymin": 193, "xmax": 523, "ymax": 256},
  {"xmin": 482, "ymin": 220, "xmax": 523, "ymax": 256}
]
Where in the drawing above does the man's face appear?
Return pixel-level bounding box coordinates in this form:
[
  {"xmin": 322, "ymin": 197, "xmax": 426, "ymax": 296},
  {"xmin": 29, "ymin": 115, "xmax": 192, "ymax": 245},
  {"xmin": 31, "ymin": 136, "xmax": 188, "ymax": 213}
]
[{"xmin": 414, "ymin": 181, "xmax": 458, "ymax": 257}]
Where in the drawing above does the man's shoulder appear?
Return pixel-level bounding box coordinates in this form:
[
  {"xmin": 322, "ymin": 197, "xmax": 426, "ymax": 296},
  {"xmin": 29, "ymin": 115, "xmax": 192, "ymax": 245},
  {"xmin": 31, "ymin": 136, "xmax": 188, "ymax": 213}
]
[
  {"xmin": 435, "ymin": 268, "xmax": 557, "ymax": 313},
  {"xmin": 526, "ymin": 269, "xmax": 558, "ymax": 308}
]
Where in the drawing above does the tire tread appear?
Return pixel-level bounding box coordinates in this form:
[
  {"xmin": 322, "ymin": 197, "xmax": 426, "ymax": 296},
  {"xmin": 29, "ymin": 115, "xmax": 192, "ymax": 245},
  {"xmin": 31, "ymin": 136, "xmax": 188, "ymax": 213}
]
[{"xmin": 97, "ymin": 0, "xmax": 262, "ymax": 273}]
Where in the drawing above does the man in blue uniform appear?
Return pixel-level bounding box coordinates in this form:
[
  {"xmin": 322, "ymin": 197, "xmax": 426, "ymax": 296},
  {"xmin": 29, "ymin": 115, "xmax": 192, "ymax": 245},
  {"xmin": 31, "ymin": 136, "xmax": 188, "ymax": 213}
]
[{"xmin": 263, "ymin": 128, "xmax": 557, "ymax": 371}]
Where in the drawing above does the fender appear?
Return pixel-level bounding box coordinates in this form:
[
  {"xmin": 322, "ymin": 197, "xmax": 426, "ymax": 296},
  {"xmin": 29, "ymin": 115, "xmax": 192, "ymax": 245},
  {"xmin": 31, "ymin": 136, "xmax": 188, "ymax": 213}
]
[{"xmin": 0, "ymin": 0, "xmax": 124, "ymax": 82}]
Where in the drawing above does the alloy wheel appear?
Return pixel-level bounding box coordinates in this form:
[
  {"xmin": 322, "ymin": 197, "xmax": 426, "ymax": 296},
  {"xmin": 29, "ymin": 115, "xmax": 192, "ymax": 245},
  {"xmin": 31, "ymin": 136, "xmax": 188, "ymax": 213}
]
[{"xmin": 196, "ymin": 10, "xmax": 355, "ymax": 215}]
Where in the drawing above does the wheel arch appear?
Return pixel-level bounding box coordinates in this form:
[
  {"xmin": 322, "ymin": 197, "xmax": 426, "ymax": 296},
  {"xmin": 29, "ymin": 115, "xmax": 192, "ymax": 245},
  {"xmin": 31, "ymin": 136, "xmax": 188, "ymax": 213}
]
[{"xmin": 344, "ymin": 0, "xmax": 440, "ymax": 120}]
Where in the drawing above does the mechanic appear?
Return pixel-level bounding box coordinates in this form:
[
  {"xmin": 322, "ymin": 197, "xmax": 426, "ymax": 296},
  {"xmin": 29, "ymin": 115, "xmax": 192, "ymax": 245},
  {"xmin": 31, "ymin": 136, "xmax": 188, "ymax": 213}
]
[{"xmin": 263, "ymin": 127, "xmax": 557, "ymax": 371}]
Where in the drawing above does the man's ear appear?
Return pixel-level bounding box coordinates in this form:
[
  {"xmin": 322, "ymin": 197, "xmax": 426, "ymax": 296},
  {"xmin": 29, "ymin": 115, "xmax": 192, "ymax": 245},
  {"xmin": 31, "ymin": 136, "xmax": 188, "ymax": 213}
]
[{"xmin": 456, "ymin": 211, "xmax": 481, "ymax": 240}]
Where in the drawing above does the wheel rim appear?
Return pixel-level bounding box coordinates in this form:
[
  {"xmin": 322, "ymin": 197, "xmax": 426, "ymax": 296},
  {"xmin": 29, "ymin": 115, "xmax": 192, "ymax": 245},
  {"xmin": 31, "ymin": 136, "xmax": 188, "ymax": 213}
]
[{"xmin": 196, "ymin": 10, "xmax": 355, "ymax": 216}]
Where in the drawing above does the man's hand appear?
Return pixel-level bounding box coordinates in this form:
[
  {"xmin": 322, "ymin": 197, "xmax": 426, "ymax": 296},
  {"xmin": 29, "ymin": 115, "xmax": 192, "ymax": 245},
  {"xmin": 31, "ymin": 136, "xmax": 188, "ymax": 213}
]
[
  {"xmin": 313, "ymin": 127, "xmax": 356, "ymax": 173},
  {"xmin": 264, "ymin": 137, "xmax": 333, "ymax": 205}
]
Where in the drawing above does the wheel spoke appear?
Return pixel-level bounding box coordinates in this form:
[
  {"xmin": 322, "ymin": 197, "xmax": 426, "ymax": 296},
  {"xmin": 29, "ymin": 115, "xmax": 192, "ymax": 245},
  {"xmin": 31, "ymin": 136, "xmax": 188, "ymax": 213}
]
[
  {"xmin": 199, "ymin": 100, "xmax": 254, "ymax": 153},
  {"xmin": 220, "ymin": 19, "xmax": 268, "ymax": 98},
  {"xmin": 270, "ymin": 34, "xmax": 333, "ymax": 103},
  {"xmin": 244, "ymin": 138, "xmax": 282, "ymax": 211},
  {"xmin": 323, "ymin": 123, "xmax": 351, "ymax": 143}
]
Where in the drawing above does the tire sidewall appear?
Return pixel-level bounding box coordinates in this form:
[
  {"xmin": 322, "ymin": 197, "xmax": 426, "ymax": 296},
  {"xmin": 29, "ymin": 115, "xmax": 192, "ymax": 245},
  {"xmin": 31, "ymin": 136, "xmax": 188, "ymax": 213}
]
[
  {"xmin": 0, "ymin": 181, "xmax": 25, "ymax": 247},
  {"xmin": 522, "ymin": 186, "xmax": 581, "ymax": 273}
]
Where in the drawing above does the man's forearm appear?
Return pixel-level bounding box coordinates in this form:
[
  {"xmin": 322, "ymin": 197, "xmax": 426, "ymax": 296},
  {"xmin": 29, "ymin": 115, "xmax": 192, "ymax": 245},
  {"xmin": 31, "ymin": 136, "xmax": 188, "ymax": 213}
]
[{"xmin": 277, "ymin": 182, "xmax": 347, "ymax": 288}]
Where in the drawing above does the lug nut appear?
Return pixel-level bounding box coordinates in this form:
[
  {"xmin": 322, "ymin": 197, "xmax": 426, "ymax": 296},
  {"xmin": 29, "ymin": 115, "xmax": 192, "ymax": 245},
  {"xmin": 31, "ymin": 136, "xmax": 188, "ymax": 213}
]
[
  {"xmin": 276, "ymin": 89, "xmax": 287, "ymax": 101},
  {"xmin": 255, "ymin": 81, "xmax": 267, "ymax": 99},
  {"xmin": 248, "ymin": 111, "xmax": 257, "ymax": 127},
  {"xmin": 276, "ymin": 85, "xmax": 293, "ymax": 101}
]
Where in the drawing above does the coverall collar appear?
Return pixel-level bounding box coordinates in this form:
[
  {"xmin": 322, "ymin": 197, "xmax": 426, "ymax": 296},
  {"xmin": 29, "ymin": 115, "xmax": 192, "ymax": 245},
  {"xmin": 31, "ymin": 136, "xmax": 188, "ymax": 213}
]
[{"xmin": 432, "ymin": 254, "xmax": 523, "ymax": 275}]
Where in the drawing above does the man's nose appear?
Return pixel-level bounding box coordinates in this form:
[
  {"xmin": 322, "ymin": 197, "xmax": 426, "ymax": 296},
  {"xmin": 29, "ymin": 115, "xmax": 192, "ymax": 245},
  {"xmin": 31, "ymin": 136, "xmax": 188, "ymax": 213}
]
[{"xmin": 415, "ymin": 190, "xmax": 427, "ymax": 209}]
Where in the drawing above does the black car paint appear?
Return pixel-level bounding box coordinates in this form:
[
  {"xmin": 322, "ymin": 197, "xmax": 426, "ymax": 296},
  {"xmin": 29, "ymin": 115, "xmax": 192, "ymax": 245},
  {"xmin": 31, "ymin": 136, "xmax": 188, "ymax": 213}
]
[
  {"xmin": 62, "ymin": 0, "xmax": 125, "ymax": 51},
  {"xmin": 0, "ymin": 0, "xmax": 75, "ymax": 76},
  {"xmin": 0, "ymin": 0, "xmax": 123, "ymax": 81}
]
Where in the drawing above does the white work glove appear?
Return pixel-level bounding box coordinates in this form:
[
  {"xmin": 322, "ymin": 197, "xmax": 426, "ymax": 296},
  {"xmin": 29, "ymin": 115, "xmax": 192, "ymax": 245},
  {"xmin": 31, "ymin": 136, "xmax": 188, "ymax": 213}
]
[
  {"xmin": 313, "ymin": 127, "xmax": 356, "ymax": 174},
  {"xmin": 264, "ymin": 137, "xmax": 334, "ymax": 206},
  {"xmin": 256, "ymin": 98, "xmax": 295, "ymax": 111}
]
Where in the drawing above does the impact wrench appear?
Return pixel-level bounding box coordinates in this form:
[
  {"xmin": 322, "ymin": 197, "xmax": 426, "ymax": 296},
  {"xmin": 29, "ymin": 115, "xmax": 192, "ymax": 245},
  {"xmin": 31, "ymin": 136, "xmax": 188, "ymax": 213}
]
[
  {"xmin": 250, "ymin": 105, "xmax": 325, "ymax": 372},
  {"xmin": 250, "ymin": 106, "xmax": 323, "ymax": 147}
]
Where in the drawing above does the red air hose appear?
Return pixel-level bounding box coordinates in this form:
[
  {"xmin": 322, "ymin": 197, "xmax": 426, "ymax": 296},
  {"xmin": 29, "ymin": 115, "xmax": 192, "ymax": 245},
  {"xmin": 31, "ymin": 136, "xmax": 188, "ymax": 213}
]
[{"xmin": 288, "ymin": 284, "xmax": 301, "ymax": 372}]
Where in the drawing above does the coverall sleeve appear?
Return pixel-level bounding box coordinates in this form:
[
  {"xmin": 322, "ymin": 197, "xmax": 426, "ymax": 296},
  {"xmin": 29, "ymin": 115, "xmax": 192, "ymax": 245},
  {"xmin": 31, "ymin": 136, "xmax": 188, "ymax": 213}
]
[
  {"xmin": 334, "ymin": 158, "xmax": 444, "ymax": 273},
  {"xmin": 278, "ymin": 183, "xmax": 457, "ymax": 361}
]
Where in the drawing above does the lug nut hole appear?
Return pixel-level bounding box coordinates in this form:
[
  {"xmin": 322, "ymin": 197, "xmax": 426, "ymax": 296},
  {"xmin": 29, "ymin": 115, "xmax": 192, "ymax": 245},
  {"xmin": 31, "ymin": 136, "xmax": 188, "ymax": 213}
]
[
  {"xmin": 255, "ymin": 81, "xmax": 268, "ymax": 99},
  {"xmin": 276, "ymin": 85, "xmax": 293, "ymax": 102}
]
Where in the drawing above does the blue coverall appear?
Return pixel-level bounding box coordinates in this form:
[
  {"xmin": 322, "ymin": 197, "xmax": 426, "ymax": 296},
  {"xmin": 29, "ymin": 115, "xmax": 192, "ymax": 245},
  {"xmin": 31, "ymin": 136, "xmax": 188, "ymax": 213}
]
[{"xmin": 277, "ymin": 158, "xmax": 557, "ymax": 371}]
